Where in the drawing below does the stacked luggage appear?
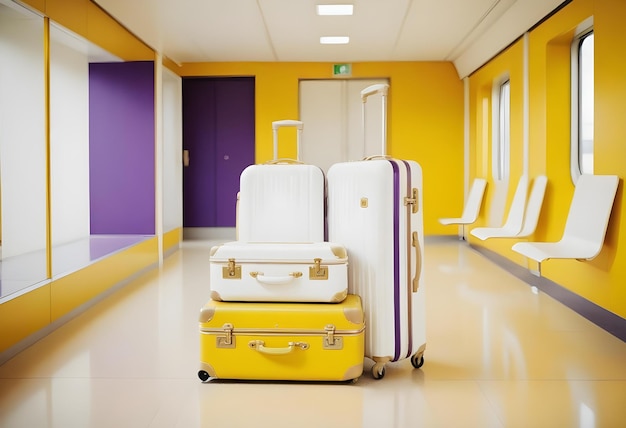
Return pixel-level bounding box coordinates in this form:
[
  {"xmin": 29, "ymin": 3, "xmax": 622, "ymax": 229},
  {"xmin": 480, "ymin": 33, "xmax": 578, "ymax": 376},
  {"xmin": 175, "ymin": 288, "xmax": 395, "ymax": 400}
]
[{"xmin": 198, "ymin": 84, "xmax": 425, "ymax": 382}]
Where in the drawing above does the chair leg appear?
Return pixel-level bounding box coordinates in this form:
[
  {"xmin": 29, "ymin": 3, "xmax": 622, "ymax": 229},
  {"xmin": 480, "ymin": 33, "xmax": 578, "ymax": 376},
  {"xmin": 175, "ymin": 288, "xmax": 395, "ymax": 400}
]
[{"xmin": 530, "ymin": 261, "xmax": 542, "ymax": 277}]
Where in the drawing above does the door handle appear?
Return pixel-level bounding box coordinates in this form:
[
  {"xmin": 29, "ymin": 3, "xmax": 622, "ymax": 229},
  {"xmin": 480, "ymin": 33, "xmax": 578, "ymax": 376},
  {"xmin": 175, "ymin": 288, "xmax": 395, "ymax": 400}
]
[{"xmin": 183, "ymin": 150, "xmax": 190, "ymax": 167}]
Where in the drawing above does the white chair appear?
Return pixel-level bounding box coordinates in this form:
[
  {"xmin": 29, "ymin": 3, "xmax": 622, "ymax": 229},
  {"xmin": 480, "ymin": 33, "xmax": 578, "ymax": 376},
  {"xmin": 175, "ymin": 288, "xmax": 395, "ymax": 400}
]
[
  {"xmin": 512, "ymin": 174, "xmax": 619, "ymax": 275},
  {"xmin": 470, "ymin": 175, "xmax": 528, "ymax": 240},
  {"xmin": 439, "ymin": 178, "xmax": 487, "ymax": 238},
  {"xmin": 470, "ymin": 175, "xmax": 548, "ymax": 240},
  {"xmin": 517, "ymin": 175, "xmax": 548, "ymax": 237}
]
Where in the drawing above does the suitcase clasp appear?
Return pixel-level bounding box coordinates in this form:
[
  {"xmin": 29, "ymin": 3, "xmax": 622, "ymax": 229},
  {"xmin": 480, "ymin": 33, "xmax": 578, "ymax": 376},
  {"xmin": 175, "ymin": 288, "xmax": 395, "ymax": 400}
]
[
  {"xmin": 217, "ymin": 323, "xmax": 236, "ymax": 348},
  {"xmin": 222, "ymin": 259, "xmax": 242, "ymax": 279},
  {"xmin": 323, "ymin": 324, "xmax": 343, "ymax": 350},
  {"xmin": 309, "ymin": 258, "xmax": 328, "ymax": 280},
  {"xmin": 404, "ymin": 188, "xmax": 419, "ymax": 213}
]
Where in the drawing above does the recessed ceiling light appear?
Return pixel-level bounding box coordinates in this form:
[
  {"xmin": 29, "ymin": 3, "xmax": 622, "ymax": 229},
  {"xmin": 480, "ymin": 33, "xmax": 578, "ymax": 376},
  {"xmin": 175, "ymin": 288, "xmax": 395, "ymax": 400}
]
[
  {"xmin": 316, "ymin": 4, "xmax": 354, "ymax": 16},
  {"xmin": 320, "ymin": 36, "xmax": 350, "ymax": 44}
]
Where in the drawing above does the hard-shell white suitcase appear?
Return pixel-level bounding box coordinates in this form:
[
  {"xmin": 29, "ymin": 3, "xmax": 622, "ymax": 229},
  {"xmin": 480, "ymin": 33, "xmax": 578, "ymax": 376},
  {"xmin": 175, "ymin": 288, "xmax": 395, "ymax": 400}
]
[
  {"xmin": 327, "ymin": 84, "xmax": 426, "ymax": 379},
  {"xmin": 237, "ymin": 120, "xmax": 325, "ymax": 243},
  {"xmin": 209, "ymin": 241, "xmax": 349, "ymax": 303}
]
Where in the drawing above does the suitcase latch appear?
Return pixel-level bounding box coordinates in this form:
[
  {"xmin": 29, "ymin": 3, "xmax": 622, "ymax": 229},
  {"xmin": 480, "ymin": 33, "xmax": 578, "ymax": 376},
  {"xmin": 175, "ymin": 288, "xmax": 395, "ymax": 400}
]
[
  {"xmin": 309, "ymin": 258, "xmax": 328, "ymax": 280},
  {"xmin": 217, "ymin": 323, "xmax": 235, "ymax": 348},
  {"xmin": 323, "ymin": 324, "xmax": 343, "ymax": 350},
  {"xmin": 222, "ymin": 258, "xmax": 242, "ymax": 280},
  {"xmin": 404, "ymin": 188, "xmax": 419, "ymax": 213}
]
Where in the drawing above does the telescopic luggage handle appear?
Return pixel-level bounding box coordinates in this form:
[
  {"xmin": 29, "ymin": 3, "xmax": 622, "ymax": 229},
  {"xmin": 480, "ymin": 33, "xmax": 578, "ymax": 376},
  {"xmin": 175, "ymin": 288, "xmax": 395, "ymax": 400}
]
[
  {"xmin": 361, "ymin": 83, "xmax": 389, "ymax": 157},
  {"xmin": 272, "ymin": 120, "xmax": 303, "ymax": 161},
  {"xmin": 360, "ymin": 83, "xmax": 388, "ymax": 101}
]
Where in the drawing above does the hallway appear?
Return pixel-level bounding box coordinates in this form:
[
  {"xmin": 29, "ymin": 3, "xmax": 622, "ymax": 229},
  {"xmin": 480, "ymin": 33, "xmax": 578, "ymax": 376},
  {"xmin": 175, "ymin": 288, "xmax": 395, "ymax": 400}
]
[{"xmin": 0, "ymin": 237, "xmax": 625, "ymax": 427}]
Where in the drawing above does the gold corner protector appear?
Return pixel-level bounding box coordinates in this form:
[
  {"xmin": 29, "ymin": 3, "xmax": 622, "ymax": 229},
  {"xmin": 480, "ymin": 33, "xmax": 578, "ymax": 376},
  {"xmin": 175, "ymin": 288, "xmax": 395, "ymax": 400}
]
[
  {"xmin": 341, "ymin": 363, "xmax": 364, "ymax": 382},
  {"xmin": 199, "ymin": 303, "xmax": 216, "ymax": 323},
  {"xmin": 199, "ymin": 362, "xmax": 216, "ymax": 378},
  {"xmin": 331, "ymin": 290, "xmax": 348, "ymax": 303},
  {"xmin": 209, "ymin": 245, "xmax": 220, "ymax": 257},
  {"xmin": 330, "ymin": 244, "xmax": 348, "ymax": 259},
  {"xmin": 210, "ymin": 290, "xmax": 223, "ymax": 302},
  {"xmin": 343, "ymin": 305, "xmax": 364, "ymax": 325}
]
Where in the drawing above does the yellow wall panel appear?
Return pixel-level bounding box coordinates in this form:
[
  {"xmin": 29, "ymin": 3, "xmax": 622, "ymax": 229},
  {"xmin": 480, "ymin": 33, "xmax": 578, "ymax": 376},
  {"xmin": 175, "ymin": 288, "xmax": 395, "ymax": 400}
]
[
  {"xmin": 163, "ymin": 227, "xmax": 182, "ymax": 254},
  {"xmin": 467, "ymin": 39, "xmax": 525, "ymax": 252},
  {"xmin": 0, "ymin": 285, "xmax": 51, "ymax": 353},
  {"xmin": 45, "ymin": 0, "xmax": 88, "ymax": 36},
  {"xmin": 19, "ymin": 0, "xmax": 153, "ymax": 60},
  {"xmin": 50, "ymin": 238, "xmax": 158, "ymax": 322},
  {"xmin": 86, "ymin": 1, "xmax": 153, "ymax": 61},
  {"xmin": 19, "ymin": 0, "xmax": 45, "ymax": 14}
]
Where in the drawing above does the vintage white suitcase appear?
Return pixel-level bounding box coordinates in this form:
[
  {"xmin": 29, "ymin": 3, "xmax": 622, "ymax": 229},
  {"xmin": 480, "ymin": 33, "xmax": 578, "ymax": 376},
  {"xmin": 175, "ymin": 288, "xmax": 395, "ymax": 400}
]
[
  {"xmin": 209, "ymin": 241, "xmax": 349, "ymax": 303},
  {"xmin": 237, "ymin": 120, "xmax": 325, "ymax": 243},
  {"xmin": 327, "ymin": 84, "xmax": 426, "ymax": 379}
]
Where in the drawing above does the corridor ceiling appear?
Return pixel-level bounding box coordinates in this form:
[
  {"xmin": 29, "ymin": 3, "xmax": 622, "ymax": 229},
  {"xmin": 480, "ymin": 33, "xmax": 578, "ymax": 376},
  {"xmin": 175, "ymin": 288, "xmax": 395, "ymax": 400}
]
[{"xmin": 93, "ymin": 0, "xmax": 567, "ymax": 77}]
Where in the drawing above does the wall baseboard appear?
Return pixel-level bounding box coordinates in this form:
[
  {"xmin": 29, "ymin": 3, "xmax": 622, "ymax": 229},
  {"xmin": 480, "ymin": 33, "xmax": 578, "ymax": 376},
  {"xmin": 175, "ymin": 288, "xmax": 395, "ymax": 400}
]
[{"xmin": 183, "ymin": 227, "xmax": 236, "ymax": 241}]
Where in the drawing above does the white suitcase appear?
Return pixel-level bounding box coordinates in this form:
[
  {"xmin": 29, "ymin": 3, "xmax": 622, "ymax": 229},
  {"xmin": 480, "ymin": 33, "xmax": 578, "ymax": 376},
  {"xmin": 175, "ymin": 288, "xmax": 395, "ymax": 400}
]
[
  {"xmin": 327, "ymin": 84, "xmax": 426, "ymax": 379},
  {"xmin": 237, "ymin": 120, "xmax": 325, "ymax": 243},
  {"xmin": 209, "ymin": 241, "xmax": 349, "ymax": 303}
]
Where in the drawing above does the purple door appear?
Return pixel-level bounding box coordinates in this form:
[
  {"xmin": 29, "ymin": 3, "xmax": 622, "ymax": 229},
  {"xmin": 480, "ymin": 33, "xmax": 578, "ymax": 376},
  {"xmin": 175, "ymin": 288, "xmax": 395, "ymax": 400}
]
[{"xmin": 182, "ymin": 77, "xmax": 255, "ymax": 227}]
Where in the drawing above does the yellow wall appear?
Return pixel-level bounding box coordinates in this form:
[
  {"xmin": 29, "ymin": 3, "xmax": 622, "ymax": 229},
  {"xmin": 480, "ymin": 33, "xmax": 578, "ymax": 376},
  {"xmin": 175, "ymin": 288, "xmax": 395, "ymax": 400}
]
[
  {"xmin": 467, "ymin": 0, "xmax": 626, "ymax": 319},
  {"xmin": 163, "ymin": 227, "xmax": 182, "ymax": 255},
  {"xmin": 177, "ymin": 62, "xmax": 464, "ymax": 234},
  {"xmin": 0, "ymin": 285, "xmax": 50, "ymax": 353},
  {"xmin": 468, "ymin": 39, "xmax": 526, "ymax": 257}
]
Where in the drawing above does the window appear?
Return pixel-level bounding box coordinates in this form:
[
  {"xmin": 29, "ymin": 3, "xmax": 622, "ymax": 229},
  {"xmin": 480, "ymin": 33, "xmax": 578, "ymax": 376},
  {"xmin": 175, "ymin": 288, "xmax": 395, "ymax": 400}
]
[
  {"xmin": 572, "ymin": 29, "xmax": 594, "ymax": 179},
  {"xmin": 493, "ymin": 79, "xmax": 510, "ymax": 181}
]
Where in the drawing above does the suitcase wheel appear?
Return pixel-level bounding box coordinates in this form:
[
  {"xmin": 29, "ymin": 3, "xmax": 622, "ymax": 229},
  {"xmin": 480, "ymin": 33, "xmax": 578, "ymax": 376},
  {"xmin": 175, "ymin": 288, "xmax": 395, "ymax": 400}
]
[
  {"xmin": 372, "ymin": 363, "xmax": 386, "ymax": 380},
  {"xmin": 198, "ymin": 370, "xmax": 210, "ymax": 382},
  {"xmin": 411, "ymin": 352, "xmax": 425, "ymax": 369}
]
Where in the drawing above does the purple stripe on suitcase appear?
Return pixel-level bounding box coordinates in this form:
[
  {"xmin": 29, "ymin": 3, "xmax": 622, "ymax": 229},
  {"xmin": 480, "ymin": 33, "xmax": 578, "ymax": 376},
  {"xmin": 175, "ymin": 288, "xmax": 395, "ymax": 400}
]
[
  {"xmin": 390, "ymin": 160, "xmax": 402, "ymax": 361},
  {"xmin": 402, "ymin": 160, "xmax": 414, "ymax": 359}
]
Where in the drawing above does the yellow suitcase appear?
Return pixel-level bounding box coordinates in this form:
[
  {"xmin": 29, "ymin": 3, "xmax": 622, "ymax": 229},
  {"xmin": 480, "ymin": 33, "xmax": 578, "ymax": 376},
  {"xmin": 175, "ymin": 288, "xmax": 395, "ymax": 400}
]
[{"xmin": 198, "ymin": 294, "xmax": 365, "ymax": 382}]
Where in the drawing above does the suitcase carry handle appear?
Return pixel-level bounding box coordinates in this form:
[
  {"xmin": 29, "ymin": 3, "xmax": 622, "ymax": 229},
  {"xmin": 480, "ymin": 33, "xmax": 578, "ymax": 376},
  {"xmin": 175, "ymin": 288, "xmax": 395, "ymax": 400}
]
[
  {"xmin": 363, "ymin": 155, "xmax": 393, "ymax": 161},
  {"xmin": 412, "ymin": 231, "xmax": 421, "ymax": 292},
  {"xmin": 264, "ymin": 158, "xmax": 304, "ymax": 165},
  {"xmin": 249, "ymin": 340, "xmax": 310, "ymax": 355},
  {"xmin": 249, "ymin": 271, "xmax": 303, "ymax": 285},
  {"xmin": 272, "ymin": 120, "xmax": 303, "ymax": 161},
  {"xmin": 361, "ymin": 83, "xmax": 389, "ymax": 156}
]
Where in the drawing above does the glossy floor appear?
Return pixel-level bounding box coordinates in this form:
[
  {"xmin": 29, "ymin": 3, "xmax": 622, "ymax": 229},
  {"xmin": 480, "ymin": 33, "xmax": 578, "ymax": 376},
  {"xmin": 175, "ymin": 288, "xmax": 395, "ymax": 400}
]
[{"xmin": 1, "ymin": 237, "xmax": 625, "ymax": 427}]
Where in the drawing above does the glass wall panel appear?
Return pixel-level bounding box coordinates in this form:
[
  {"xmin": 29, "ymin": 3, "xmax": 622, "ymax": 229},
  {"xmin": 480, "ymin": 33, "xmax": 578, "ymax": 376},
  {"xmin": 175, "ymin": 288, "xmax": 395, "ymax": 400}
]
[{"xmin": 0, "ymin": 0, "xmax": 48, "ymax": 299}]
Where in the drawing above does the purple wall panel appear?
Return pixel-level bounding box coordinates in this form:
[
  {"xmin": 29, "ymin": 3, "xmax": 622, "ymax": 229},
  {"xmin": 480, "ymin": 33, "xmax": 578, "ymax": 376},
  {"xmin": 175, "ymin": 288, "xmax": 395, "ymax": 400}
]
[{"xmin": 89, "ymin": 61, "xmax": 155, "ymax": 234}]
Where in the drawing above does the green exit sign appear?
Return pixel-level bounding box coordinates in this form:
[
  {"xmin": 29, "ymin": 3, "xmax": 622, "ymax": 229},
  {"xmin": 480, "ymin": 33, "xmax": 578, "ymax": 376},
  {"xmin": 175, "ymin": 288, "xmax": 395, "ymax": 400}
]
[{"xmin": 333, "ymin": 63, "xmax": 352, "ymax": 77}]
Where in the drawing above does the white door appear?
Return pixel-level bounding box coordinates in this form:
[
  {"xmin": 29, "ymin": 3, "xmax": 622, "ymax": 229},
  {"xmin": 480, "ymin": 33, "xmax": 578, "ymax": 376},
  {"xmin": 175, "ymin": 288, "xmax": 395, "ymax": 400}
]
[{"xmin": 299, "ymin": 79, "xmax": 389, "ymax": 173}]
